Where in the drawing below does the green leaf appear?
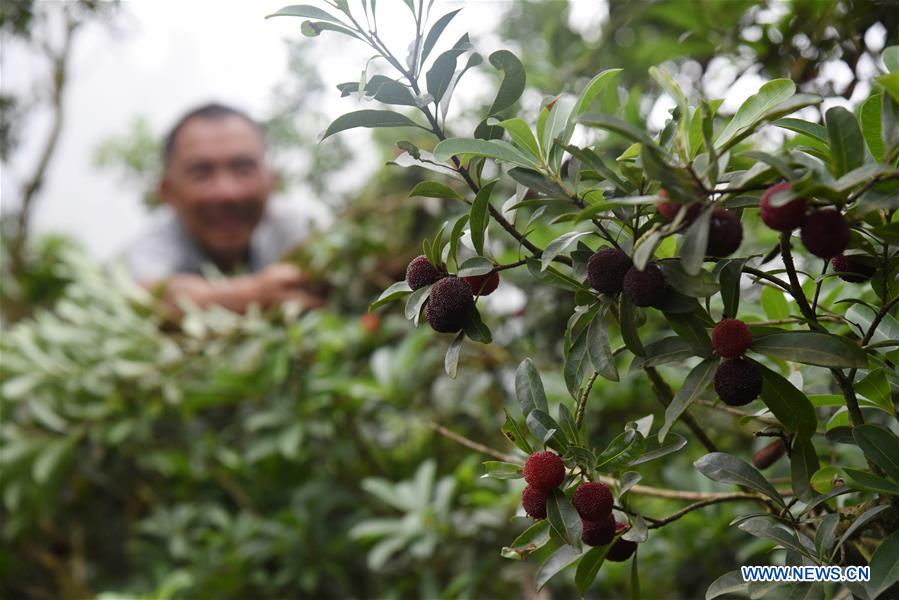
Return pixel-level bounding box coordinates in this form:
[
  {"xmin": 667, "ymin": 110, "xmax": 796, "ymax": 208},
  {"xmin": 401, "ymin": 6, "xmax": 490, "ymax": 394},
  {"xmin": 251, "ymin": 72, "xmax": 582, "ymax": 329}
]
[
  {"xmin": 715, "ymin": 79, "xmax": 797, "ymax": 150},
  {"xmin": 564, "ymin": 324, "xmax": 592, "ymax": 399},
  {"xmin": 486, "ymin": 50, "xmax": 526, "ymax": 116},
  {"xmin": 493, "ymin": 117, "xmax": 540, "ymax": 158},
  {"xmin": 409, "ymin": 181, "xmax": 463, "ymax": 202},
  {"xmin": 706, "ymin": 570, "xmax": 748, "ymax": 600},
  {"xmin": 658, "ymin": 357, "xmax": 718, "ymax": 442},
  {"xmin": 502, "ymin": 520, "xmax": 550, "ymax": 559},
  {"xmin": 587, "ymin": 310, "xmax": 618, "ymax": 381},
  {"xmin": 877, "ymin": 71, "xmax": 899, "ymax": 104},
  {"xmin": 426, "ymin": 45, "xmax": 468, "ymax": 104},
  {"xmin": 861, "ymin": 94, "xmax": 885, "ymax": 162},
  {"xmin": 619, "ymin": 297, "xmax": 645, "ymax": 356},
  {"xmin": 456, "ymin": 257, "xmax": 493, "ymax": 277},
  {"xmin": 507, "ymin": 167, "xmax": 569, "ymax": 197},
  {"xmin": 843, "ymin": 468, "xmax": 899, "ymax": 496},
  {"xmin": 760, "ymin": 286, "xmax": 790, "ymax": 320},
  {"xmin": 756, "ymin": 361, "xmax": 818, "ymax": 440},
  {"xmin": 853, "ymin": 424, "xmax": 899, "ymax": 482},
  {"xmin": 481, "ymin": 460, "xmax": 523, "ymax": 479},
  {"xmin": 573, "ymin": 69, "xmax": 622, "ymax": 116},
  {"xmin": 717, "ymin": 258, "xmax": 747, "ymax": 318},
  {"xmin": 266, "ymin": 5, "xmax": 345, "ymax": 23},
  {"xmin": 469, "ymin": 180, "xmax": 497, "ymax": 256},
  {"xmin": 596, "ymin": 429, "xmax": 645, "ymax": 472},
  {"xmin": 694, "ymin": 452, "xmax": 786, "ymax": 507},
  {"xmin": 404, "ymin": 285, "xmax": 431, "ymax": 322},
  {"xmin": 369, "ymin": 280, "xmax": 412, "ymax": 311},
  {"xmin": 433, "ymin": 138, "xmax": 540, "ymax": 168},
  {"xmin": 678, "ymin": 207, "xmax": 712, "ymax": 276},
  {"xmin": 462, "ymin": 305, "xmax": 492, "ymax": 343},
  {"xmin": 444, "ymin": 331, "xmax": 464, "ymax": 378},
  {"xmin": 737, "ymin": 518, "xmax": 817, "ymax": 561},
  {"xmin": 547, "ymin": 488, "xmax": 581, "ymax": 550},
  {"xmin": 825, "ymin": 106, "xmax": 865, "ymax": 177},
  {"xmin": 658, "ymin": 262, "xmax": 718, "ymax": 298},
  {"xmin": 542, "ymin": 231, "xmax": 592, "ymax": 272},
  {"xmin": 501, "ymin": 409, "xmax": 533, "ymax": 454},
  {"xmin": 831, "ymin": 505, "xmax": 891, "ymax": 563},
  {"xmin": 516, "ymin": 358, "xmax": 547, "ymax": 417},
  {"xmin": 856, "ymin": 370, "xmax": 894, "ymax": 415},
  {"xmin": 420, "ymin": 9, "xmax": 463, "ymax": 66},
  {"xmin": 790, "ymin": 438, "xmax": 819, "ymax": 502},
  {"xmin": 300, "ymin": 20, "xmax": 363, "ymax": 40},
  {"xmin": 575, "ymin": 546, "xmax": 611, "ymax": 594},
  {"xmin": 774, "ymin": 118, "xmax": 829, "ymax": 144},
  {"xmin": 629, "ymin": 336, "xmax": 696, "ymax": 370},
  {"xmin": 630, "ymin": 433, "xmax": 687, "ymax": 466},
  {"xmin": 885, "ymin": 46, "xmax": 899, "ymax": 72},
  {"xmin": 536, "ymin": 544, "xmax": 583, "ymax": 592},
  {"xmin": 322, "ymin": 110, "xmax": 423, "ymax": 140},
  {"xmin": 751, "ymin": 332, "xmax": 868, "ymax": 369},
  {"xmin": 867, "ymin": 529, "xmax": 899, "ymax": 599}
]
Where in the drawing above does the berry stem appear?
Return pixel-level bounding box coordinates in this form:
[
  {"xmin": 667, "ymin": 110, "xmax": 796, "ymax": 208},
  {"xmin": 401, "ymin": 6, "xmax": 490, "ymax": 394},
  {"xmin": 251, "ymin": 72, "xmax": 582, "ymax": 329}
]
[{"xmin": 575, "ymin": 371, "xmax": 599, "ymax": 430}]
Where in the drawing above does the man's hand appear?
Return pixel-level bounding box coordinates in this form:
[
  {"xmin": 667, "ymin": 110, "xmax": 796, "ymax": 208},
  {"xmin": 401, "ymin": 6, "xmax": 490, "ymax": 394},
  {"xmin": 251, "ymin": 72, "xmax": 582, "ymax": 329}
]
[
  {"xmin": 145, "ymin": 262, "xmax": 327, "ymax": 316},
  {"xmin": 254, "ymin": 263, "xmax": 326, "ymax": 309}
]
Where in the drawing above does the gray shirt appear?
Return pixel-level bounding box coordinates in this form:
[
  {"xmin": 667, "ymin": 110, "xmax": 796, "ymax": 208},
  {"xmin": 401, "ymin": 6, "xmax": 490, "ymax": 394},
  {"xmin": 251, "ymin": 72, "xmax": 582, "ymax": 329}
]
[{"xmin": 125, "ymin": 201, "xmax": 311, "ymax": 281}]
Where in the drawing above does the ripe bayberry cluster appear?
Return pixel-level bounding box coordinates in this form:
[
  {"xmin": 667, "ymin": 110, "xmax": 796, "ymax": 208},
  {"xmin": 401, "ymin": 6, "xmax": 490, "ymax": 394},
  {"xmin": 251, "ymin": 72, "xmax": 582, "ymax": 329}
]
[
  {"xmin": 711, "ymin": 318, "xmax": 762, "ymax": 406},
  {"xmin": 404, "ymin": 255, "xmax": 501, "ymax": 333},
  {"xmin": 587, "ymin": 248, "xmax": 668, "ymax": 308},
  {"xmin": 521, "ymin": 452, "xmax": 636, "ymax": 560},
  {"xmin": 521, "ymin": 451, "xmax": 566, "ymax": 519}
]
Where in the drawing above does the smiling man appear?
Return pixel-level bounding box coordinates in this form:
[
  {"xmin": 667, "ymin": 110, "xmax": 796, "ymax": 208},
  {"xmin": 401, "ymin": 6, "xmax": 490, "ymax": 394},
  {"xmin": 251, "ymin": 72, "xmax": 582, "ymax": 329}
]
[{"xmin": 126, "ymin": 103, "xmax": 324, "ymax": 314}]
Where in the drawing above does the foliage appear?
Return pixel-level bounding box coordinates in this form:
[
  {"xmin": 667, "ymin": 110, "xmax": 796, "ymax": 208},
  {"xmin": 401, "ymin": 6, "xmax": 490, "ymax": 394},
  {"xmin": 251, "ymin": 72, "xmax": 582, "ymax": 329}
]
[{"xmin": 281, "ymin": 0, "xmax": 899, "ymax": 597}]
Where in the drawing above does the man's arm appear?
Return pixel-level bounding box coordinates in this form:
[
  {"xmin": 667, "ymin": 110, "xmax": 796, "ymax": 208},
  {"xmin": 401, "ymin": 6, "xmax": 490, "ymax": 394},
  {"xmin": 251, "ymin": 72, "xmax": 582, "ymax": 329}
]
[{"xmin": 145, "ymin": 263, "xmax": 325, "ymax": 316}]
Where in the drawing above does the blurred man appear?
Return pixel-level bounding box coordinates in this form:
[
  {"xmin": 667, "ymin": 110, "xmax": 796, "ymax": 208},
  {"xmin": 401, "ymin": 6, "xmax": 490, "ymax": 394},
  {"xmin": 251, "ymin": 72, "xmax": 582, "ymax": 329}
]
[{"xmin": 126, "ymin": 103, "xmax": 324, "ymax": 314}]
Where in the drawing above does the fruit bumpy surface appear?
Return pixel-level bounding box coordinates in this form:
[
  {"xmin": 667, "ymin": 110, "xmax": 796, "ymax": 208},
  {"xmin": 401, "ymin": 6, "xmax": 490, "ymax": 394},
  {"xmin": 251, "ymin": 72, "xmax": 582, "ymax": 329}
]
[
  {"xmin": 581, "ymin": 514, "xmax": 616, "ymax": 547},
  {"xmin": 425, "ymin": 277, "xmax": 474, "ymax": 333},
  {"xmin": 623, "ymin": 263, "xmax": 666, "ymax": 307},
  {"xmin": 522, "ymin": 451, "xmax": 565, "ymax": 490},
  {"xmin": 831, "ymin": 254, "xmax": 874, "ymax": 283},
  {"xmin": 711, "ymin": 318, "xmax": 753, "ymax": 358},
  {"xmin": 714, "ymin": 358, "xmax": 763, "ymax": 406},
  {"xmin": 606, "ymin": 522, "xmax": 638, "ymax": 562},
  {"xmin": 572, "ymin": 482, "xmax": 613, "ymax": 521},
  {"xmin": 463, "ymin": 271, "xmax": 500, "ymax": 296},
  {"xmin": 405, "ymin": 255, "xmax": 442, "ymax": 290},
  {"xmin": 587, "ymin": 248, "xmax": 632, "ymax": 295},
  {"xmin": 522, "ymin": 485, "xmax": 548, "ymax": 519}
]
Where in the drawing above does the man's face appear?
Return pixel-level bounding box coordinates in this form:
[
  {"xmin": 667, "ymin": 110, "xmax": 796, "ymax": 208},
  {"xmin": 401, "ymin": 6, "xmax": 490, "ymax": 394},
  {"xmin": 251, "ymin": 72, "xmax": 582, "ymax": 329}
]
[{"xmin": 160, "ymin": 115, "xmax": 274, "ymax": 263}]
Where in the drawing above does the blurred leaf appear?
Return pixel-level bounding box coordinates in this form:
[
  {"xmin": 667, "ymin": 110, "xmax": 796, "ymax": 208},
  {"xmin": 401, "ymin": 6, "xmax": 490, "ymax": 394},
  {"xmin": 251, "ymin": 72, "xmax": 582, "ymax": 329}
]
[
  {"xmin": 630, "ymin": 433, "xmax": 687, "ymax": 466},
  {"xmin": 619, "ymin": 297, "xmax": 645, "ymax": 356},
  {"xmin": 369, "ymin": 282, "xmax": 412, "ymax": 315},
  {"xmin": 481, "ymin": 461, "xmax": 523, "ymax": 479},
  {"xmin": 831, "ymin": 505, "xmax": 891, "ymax": 562},
  {"xmin": 536, "ymin": 544, "xmax": 582, "ymax": 592},
  {"xmin": 706, "ymin": 570, "xmax": 747, "ymax": 600},
  {"xmin": 694, "ymin": 452, "xmax": 785, "ymax": 508},
  {"xmin": 760, "ymin": 286, "xmax": 790, "ymax": 320},
  {"xmin": 433, "ymin": 138, "xmax": 540, "ymax": 168},
  {"xmin": 842, "ymin": 468, "xmax": 899, "ymax": 496},
  {"xmin": 266, "ymin": 5, "xmax": 345, "ymax": 23}
]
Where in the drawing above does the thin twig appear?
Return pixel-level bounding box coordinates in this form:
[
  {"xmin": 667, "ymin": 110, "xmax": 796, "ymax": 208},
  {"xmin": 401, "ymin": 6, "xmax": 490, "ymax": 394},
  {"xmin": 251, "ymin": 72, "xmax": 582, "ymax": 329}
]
[
  {"xmin": 575, "ymin": 371, "xmax": 599, "ymax": 430},
  {"xmin": 646, "ymin": 494, "xmax": 777, "ymax": 529}
]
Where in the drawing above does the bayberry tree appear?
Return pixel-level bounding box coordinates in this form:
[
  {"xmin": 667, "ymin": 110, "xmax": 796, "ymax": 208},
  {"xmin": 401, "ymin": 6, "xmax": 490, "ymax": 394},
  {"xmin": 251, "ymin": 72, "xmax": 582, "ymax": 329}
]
[{"xmin": 272, "ymin": 2, "xmax": 899, "ymax": 597}]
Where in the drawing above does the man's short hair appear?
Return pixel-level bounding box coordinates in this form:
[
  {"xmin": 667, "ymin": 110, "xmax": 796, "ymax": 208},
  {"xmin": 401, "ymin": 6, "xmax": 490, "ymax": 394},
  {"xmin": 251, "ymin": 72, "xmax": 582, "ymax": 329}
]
[{"xmin": 162, "ymin": 103, "xmax": 265, "ymax": 165}]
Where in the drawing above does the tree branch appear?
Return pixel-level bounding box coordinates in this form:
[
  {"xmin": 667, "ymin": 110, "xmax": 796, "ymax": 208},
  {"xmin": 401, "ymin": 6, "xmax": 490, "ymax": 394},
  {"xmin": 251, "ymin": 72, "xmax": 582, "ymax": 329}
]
[{"xmin": 644, "ymin": 366, "xmax": 718, "ymax": 453}]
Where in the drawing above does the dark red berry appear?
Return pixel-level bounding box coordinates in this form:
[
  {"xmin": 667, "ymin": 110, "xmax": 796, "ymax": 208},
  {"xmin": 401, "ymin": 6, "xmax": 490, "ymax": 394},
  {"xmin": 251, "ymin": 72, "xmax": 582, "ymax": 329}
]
[
  {"xmin": 463, "ymin": 271, "xmax": 500, "ymax": 296},
  {"xmin": 587, "ymin": 248, "xmax": 633, "ymax": 295},
  {"xmin": 522, "ymin": 485, "xmax": 548, "ymax": 519},
  {"xmin": 523, "ymin": 451, "xmax": 565, "ymax": 490},
  {"xmin": 582, "ymin": 514, "xmax": 616, "ymax": 547},
  {"xmin": 714, "ymin": 358, "xmax": 763, "ymax": 406},
  {"xmin": 760, "ymin": 182, "xmax": 807, "ymax": 232},
  {"xmin": 830, "ymin": 255, "xmax": 874, "ymax": 283},
  {"xmin": 571, "ymin": 482, "xmax": 613, "ymax": 521},
  {"xmin": 405, "ymin": 255, "xmax": 442, "ymax": 290},
  {"xmin": 606, "ymin": 521, "xmax": 638, "ymax": 562},
  {"xmin": 800, "ymin": 210, "xmax": 849, "ymax": 259},
  {"xmin": 623, "ymin": 263, "xmax": 666, "ymax": 307},
  {"xmin": 706, "ymin": 208, "xmax": 743, "ymax": 257},
  {"xmin": 426, "ymin": 277, "xmax": 474, "ymax": 333},
  {"xmin": 711, "ymin": 318, "xmax": 753, "ymax": 358}
]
